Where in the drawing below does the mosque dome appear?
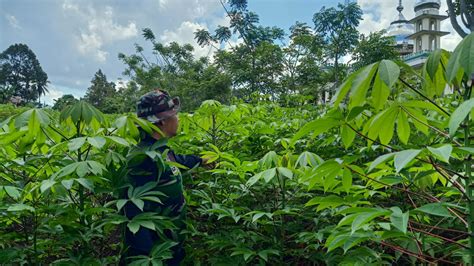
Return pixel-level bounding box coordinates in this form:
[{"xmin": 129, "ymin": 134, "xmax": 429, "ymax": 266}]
[
  {"xmin": 387, "ymin": 1, "xmax": 414, "ymax": 44},
  {"xmin": 414, "ymin": 0, "xmax": 441, "ymax": 12}
]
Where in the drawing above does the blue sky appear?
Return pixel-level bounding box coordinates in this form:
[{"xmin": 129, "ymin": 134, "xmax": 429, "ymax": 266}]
[{"xmin": 0, "ymin": 0, "xmax": 462, "ymax": 105}]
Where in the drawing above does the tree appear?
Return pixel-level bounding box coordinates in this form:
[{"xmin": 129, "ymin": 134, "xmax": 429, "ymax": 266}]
[
  {"xmin": 196, "ymin": 0, "xmax": 285, "ymax": 99},
  {"xmin": 447, "ymin": 0, "xmax": 473, "ymax": 37},
  {"xmin": 83, "ymin": 69, "xmax": 116, "ymax": 113},
  {"xmin": 351, "ymin": 30, "xmax": 398, "ymax": 70},
  {"xmin": 119, "ymin": 29, "xmax": 232, "ymax": 111},
  {"xmin": 52, "ymin": 94, "xmax": 78, "ymax": 111},
  {"xmin": 313, "ymin": 2, "xmax": 362, "ymax": 99},
  {"xmin": 281, "ymin": 22, "xmax": 326, "ymax": 100},
  {"xmin": 0, "ymin": 43, "xmax": 49, "ymax": 104}
]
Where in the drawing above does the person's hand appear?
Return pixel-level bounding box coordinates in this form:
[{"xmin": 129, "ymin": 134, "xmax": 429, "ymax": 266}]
[{"xmin": 201, "ymin": 156, "xmax": 216, "ymax": 169}]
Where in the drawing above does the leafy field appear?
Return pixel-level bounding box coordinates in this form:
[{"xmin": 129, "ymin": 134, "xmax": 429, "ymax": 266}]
[{"xmin": 0, "ymin": 33, "xmax": 473, "ymax": 265}]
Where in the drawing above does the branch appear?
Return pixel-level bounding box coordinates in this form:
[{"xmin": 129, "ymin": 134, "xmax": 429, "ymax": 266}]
[
  {"xmin": 399, "ymin": 78, "xmax": 451, "ymax": 117},
  {"xmin": 400, "ymin": 106, "xmax": 462, "ymax": 146},
  {"xmin": 446, "ymin": 0, "xmax": 468, "ymax": 38}
]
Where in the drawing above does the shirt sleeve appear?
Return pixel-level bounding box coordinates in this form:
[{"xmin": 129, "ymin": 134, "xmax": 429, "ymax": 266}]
[{"xmin": 173, "ymin": 153, "xmax": 203, "ymax": 169}]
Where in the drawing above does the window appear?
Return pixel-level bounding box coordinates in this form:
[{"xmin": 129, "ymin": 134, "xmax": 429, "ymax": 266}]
[
  {"xmin": 417, "ymin": 37, "xmax": 422, "ymax": 51},
  {"xmin": 418, "ymin": 21, "xmax": 423, "ymax": 31},
  {"xmin": 430, "ymin": 20, "xmax": 436, "ymax": 30},
  {"xmin": 430, "ymin": 36, "xmax": 436, "ymax": 50}
]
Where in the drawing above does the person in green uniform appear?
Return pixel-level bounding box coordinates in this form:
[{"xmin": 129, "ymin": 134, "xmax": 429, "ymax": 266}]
[{"xmin": 122, "ymin": 89, "xmax": 206, "ymax": 265}]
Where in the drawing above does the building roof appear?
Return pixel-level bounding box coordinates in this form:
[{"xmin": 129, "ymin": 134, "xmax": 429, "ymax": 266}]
[
  {"xmin": 407, "ymin": 29, "xmax": 450, "ymax": 39},
  {"xmin": 387, "ymin": 0, "xmax": 415, "ymax": 44},
  {"xmin": 408, "ymin": 14, "xmax": 449, "ymax": 23}
]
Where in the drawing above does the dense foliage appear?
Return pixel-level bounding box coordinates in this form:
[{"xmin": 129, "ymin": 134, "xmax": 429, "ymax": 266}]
[
  {"xmin": 0, "ymin": 32, "xmax": 473, "ymax": 264},
  {"xmin": 0, "ymin": 43, "xmax": 49, "ymax": 105}
]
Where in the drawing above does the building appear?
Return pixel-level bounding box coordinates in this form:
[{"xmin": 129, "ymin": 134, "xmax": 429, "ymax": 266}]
[
  {"xmin": 387, "ymin": 0, "xmax": 450, "ymax": 68},
  {"xmin": 387, "ymin": 0, "xmax": 415, "ymax": 56}
]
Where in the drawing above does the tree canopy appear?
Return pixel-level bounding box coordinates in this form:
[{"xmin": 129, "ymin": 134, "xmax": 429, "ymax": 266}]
[{"xmin": 0, "ymin": 43, "xmax": 49, "ymax": 105}]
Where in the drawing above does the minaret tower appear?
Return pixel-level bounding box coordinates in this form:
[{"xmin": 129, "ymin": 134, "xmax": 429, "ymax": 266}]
[{"xmin": 407, "ymin": 0, "xmax": 449, "ymax": 52}]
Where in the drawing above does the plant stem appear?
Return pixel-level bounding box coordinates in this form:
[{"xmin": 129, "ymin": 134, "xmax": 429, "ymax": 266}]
[
  {"xmin": 399, "ymin": 77, "xmax": 451, "ymax": 116},
  {"xmin": 464, "ymin": 102, "xmax": 473, "ymax": 265}
]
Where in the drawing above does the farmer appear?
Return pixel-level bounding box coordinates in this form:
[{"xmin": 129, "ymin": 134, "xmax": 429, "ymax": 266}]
[{"xmin": 122, "ymin": 89, "xmax": 206, "ymax": 265}]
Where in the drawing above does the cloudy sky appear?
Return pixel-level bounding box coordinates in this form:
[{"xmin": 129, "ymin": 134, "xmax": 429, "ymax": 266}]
[{"xmin": 0, "ymin": 0, "xmax": 463, "ymax": 105}]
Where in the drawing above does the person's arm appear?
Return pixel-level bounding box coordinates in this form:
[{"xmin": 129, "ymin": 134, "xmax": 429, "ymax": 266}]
[{"xmin": 172, "ymin": 152, "xmax": 203, "ymax": 169}]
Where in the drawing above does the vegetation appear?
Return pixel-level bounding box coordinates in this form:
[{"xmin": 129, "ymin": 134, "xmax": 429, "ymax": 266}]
[
  {"xmin": 0, "ymin": 0, "xmax": 473, "ymax": 264},
  {"xmin": 0, "ymin": 32, "xmax": 473, "ymax": 264},
  {"xmin": 0, "ymin": 43, "xmax": 49, "ymax": 105}
]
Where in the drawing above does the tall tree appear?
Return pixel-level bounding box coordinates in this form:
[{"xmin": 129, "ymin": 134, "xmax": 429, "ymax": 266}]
[
  {"xmin": 196, "ymin": 0, "xmax": 285, "ymax": 98},
  {"xmin": 281, "ymin": 22, "xmax": 326, "ymax": 100},
  {"xmin": 119, "ymin": 29, "xmax": 232, "ymax": 111},
  {"xmin": 313, "ymin": 2, "xmax": 362, "ymax": 99},
  {"xmin": 83, "ymin": 69, "xmax": 116, "ymax": 112},
  {"xmin": 351, "ymin": 30, "xmax": 398, "ymax": 70},
  {"xmin": 447, "ymin": 0, "xmax": 473, "ymax": 37},
  {"xmin": 0, "ymin": 43, "xmax": 49, "ymax": 104}
]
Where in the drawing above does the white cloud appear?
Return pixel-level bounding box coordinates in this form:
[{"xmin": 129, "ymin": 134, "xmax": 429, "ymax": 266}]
[
  {"xmin": 160, "ymin": 21, "xmax": 217, "ymax": 59},
  {"xmin": 43, "ymin": 84, "xmax": 83, "ymax": 106},
  {"xmin": 5, "ymin": 14, "xmax": 21, "ymax": 29},
  {"xmin": 43, "ymin": 88, "xmax": 64, "ymax": 106},
  {"xmin": 156, "ymin": 0, "xmax": 221, "ymax": 21},
  {"xmin": 62, "ymin": 2, "xmax": 138, "ymax": 62},
  {"xmin": 158, "ymin": 0, "xmax": 168, "ymax": 9}
]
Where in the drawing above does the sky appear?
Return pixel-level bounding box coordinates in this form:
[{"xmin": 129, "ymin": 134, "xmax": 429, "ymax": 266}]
[{"xmin": 0, "ymin": 0, "xmax": 464, "ymax": 106}]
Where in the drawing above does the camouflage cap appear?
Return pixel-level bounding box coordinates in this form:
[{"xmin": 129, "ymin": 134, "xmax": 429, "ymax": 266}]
[{"xmin": 136, "ymin": 89, "xmax": 180, "ymax": 123}]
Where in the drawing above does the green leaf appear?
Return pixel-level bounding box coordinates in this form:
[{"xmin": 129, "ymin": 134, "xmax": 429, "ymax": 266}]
[
  {"xmin": 446, "ymin": 33, "xmax": 474, "ymax": 83},
  {"xmin": 415, "ymin": 203, "xmax": 453, "ymax": 217},
  {"xmin": 368, "ymin": 153, "xmax": 395, "ymax": 172},
  {"xmin": 116, "ymin": 199, "xmax": 128, "ymax": 211},
  {"xmin": 291, "ymin": 118, "xmax": 342, "ymax": 144},
  {"xmin": 396, "ymin": 110, "xmax": 410, "ymax": 144},
  {"xmin": 76, "ymin": 162, "xmax": 89, "ymax": 178},
  {"xmin": 139, "ymin": 220, "xmax": 155, "ymax": 230},
  {"xmin": 404, "ymin": 107, "xmax": 429, "ymax": 135},
  {"xmin": 0, "ymin": 130, "xmax": 27, "ymax": 145},
  {"xmin": 131, "ymin": 198, "xmax": 145, "ymax": 211},
  {"xmin": 252, "ymin": 212, "xmax": 267, "ymax": 223},
  {"xmin": 87, "ymin": 136, "xmax": 106, "ymax": 149},
  {"xmin": 351, "ymin": 209, "xmax": 389, "ymax": 233},
  {"xmin": 40, "ymin": 179, "xmax": 56, "ymax": 193},
  {"xmin": 378, "ymin": 107, "xmax": 397, "ymax": 145},
  {"xmin": 277, "ymin": 167, "xmax": 293, "ymax": 179},
  {"xmin": 341, "ymin": 168, "xmax": 352, "ymax": 193},
  {"xmin": 106, "ymin": 136, "xmax": 130, "ymax": 146},
  {"xmin": 425, "ymin": 49, "xmax": 442, "ymax": 81},
  {"xmin": 341, "ymin": 124, "xmax": 356, "ymax": 149},
  {"xmin": 449, "ymin": 98, "xmax": 474, "ymax": 136},
  {"xmin": 378, "ymin": 60, "xmax": 400, "ymax": 88},
  {"xmin": 8, "ymin": 203, "xmax": 35, "ymax": 212},
  {"xmin": 394, "ymin": 149, "xmax": 421, "ymax": 173},
  {"xmin": 75, "ymin": 178, "xmax": 94, "ymax": 191},
  {"xmin": 368, "ymin": 107, "xmax": 394, "ymax": 143},
  {"xmin": 390, "ymin": 207, "xmax": 409, "ymax": 234},
  {"xmin": 61, "ymin": 179, "xmax": 74, "ymax": 190},
  {"xmin": 68, "ymin": 137, "xmax": 86, "ymax": 151},
  {"xmin": 372, "ymin": 74, "xmax": 390, "ymax": 110},
  {"xmin": 427, "ymin": 145, "xmax": 453, "ymax": 163},
  {"xmin": 3, "ymin": 186, "xmax": 21, "ymax": 200},
  {"xmin": 306, "ymin": 195, "xmax": 345, "ymax": 212},
  {"xmin": 458, "ymin": 32, "xmax": 474, "ymax": 79},
  {"xmin": 332, "ymin": 73, "xmax": 356, "ymax": 106},
  {"xmin": 350, "ymin": 63, "xmax": 378, "ymax": 107},
  {"xmin": 262, "ymin": 168, "xmax": 277, "ymax": 183},
  {"xmin": 127, "ymin": 221, "xmax": 141, "ymax": 234}
]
